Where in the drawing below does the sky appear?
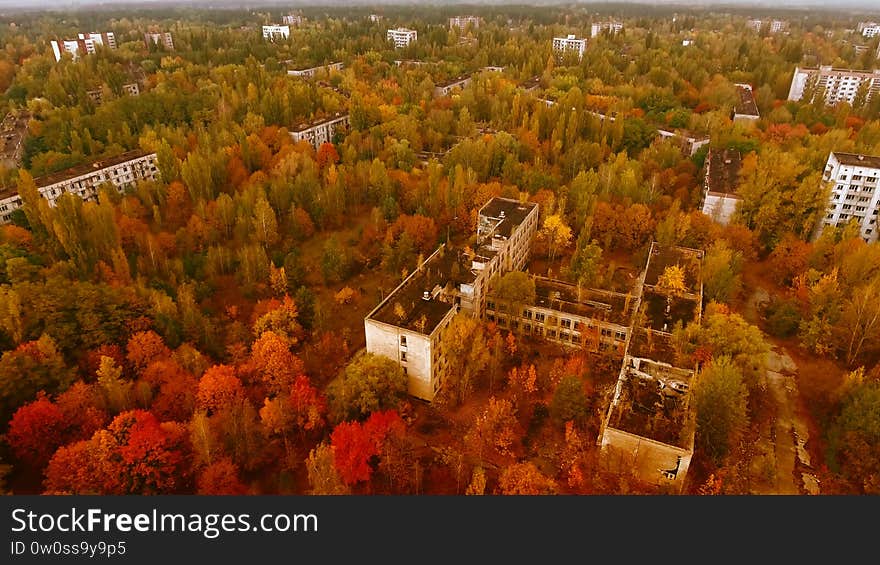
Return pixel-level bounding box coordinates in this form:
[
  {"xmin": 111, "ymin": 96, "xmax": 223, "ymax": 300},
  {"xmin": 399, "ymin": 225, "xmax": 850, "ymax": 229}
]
[{"xmin": 0, "ymin": 0, "xmax": 877, "ymax": 11}]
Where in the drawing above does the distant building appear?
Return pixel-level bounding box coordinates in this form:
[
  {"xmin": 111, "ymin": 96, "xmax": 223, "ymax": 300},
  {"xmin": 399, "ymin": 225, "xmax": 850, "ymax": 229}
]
[
  {"xmin": 369, "ymin": 14, "xmax": 382, "ymax": 23},
  {"xmin": 262, "ymin": 25, "xmax": 290, "ymax": 41},
  {"xmin": 552, "ymin": 34, "xmax": 587, "ymax": 60},
  {"xmin": 818, "ymin": 152, "xmax": 880, "ymax": 243},
  {"xmin": 289, "ymin": 112, "xmax": 349, "ymax": 149},
  {"xmin": 656, "ymin": 129, "xmax": 710, "ymax": 156},
  {"xmin": 287, "ymin": 62, "xmax": 344, "ymax": 78},
  {"xmin": 144, "ymin": 32, "xmax": 174, "ymax": 50},
  {"xmin": 747, "ymin": 19, "xmax": 786, "ymax": 33},
  {"xmin": 50, "ymin": 31, "xmax": 116, "ymax": 62},
  {"xmin": 387, "ymin": 28, "xmax": 418, "ymax": 48},
  {"xmin": 364, "ymin": 197, "xmax": 539, "ymax": 401},
  {"xmin": 520, "ymin": 75, "xmax": 542, "ymax": 93},
  {"xmin": 733, "ymin": 83, "xmax": 760, "ymax": 122},
  {"xmin": 282, "ymin": 14, "xmax": 303, "ymax": 26},
  {"xmin": 433, "ymin": 75, "xmax": 471, "ymax": 97},
  {"xmin": 449, "ymin": 16, "xmax": 481, "ymax": 30},
  {"xmin": 858, "ymin": 21, "xmax": 880, "ymax": 37},
  {"xmin": 122, "ymin": 83, "xmax": 140, "ymax": 96},
  {"xmin": 681, "ymin": 39, "xmax": 694, "ymax": 46},
  {"xmin": 0, "ymin": 110, "xmax": 29, "ymax": 169},
  {"xmin": 788, "ymin": 66, "xmax": 880, "ymax": 106},
  {"xmin": 0, "ymin": 150, "xmax": 159, "ymax": 224},
  {"xmin": 591, "ymin": 21, "xmax": 623, "ymax": 37},
  {"xmin": 701, "ymin": 148, "xmax": 743, "ymax": 225}
]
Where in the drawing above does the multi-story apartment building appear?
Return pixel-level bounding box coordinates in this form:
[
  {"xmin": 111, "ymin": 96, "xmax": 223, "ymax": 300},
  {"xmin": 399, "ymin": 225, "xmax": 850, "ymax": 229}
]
[
  {"xmin": 433, "ymin": 75, "xmax": 472, "ymax": 97},
  {"xmin": 591, "ymin": 21, "xmax": 623, "ymax": 37},
  {"xmin": 747, "ymin": 19, "xmax": 786, "ymax": 33},
  {"xmin": 858, "ymin": 21, "xmax": 880, "ymax": 37},
  {"xmin": 449, "ymin": 16, "xmax": 481, "ymax": 30},
  {"xmin": 144, "ymin": 32, "xmax": 174, "ymax": 50},
  {"xmin": 701, "ymin": 148, "xmax": 743, "ymax": 226},
  {"xmin": 387, "ymin": 28, "xmax": 418, "ymax": 48},
  {"xmin": 289, "ymin": 113, "xmax": 350, "ymax": 149},
  {"xmin": 0, "ymin": 150, "xmax": 159, "ymax": 224},
  {"xmin": 788, "ymin": 66, "xmax": 880, "ymax": 106},
  {"xmin": 51, "ymin": 32, "xmax": 116, "ymax": 62},
  {"xmin": 287, "ymin": 62, "xmax": 344, "ymax": 78},
  {"xmin": 817, "ymin": 152, "xmax": 880, "ymax": 242},
  {"xmin": 282, "ymin": 14, "xmax": 303, "ymax": 26},
  {"xmin": 552, "ymin": 34, "xmax": 587, "ymax": 60},
  {"xmin": 364, "ymin": 197, "xmax": 539, "ymax": 401},
  {"xmin": 733, "ymin": 83, "xmax": 760, "ymax": 122},
  {"xmin": 122, "ymin": 83, "xmax": 140, "ymax": 97},
  {"xmin": 262, "ymin": 25, "xmax": 290, "ymax": 41}
]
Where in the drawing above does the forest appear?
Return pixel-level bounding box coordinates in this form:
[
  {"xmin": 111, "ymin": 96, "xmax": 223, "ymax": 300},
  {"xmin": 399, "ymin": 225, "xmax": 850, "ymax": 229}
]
[{"xmin": 0, "ymin": 3, "xmax": 879, "ymax": 495}]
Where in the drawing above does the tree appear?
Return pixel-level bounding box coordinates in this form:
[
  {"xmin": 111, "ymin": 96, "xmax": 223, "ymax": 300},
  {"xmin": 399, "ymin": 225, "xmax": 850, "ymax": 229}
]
[
  {"xmin": 465, "ymin": 397, "xmax": 518, "ymax": 462},
  {"xmin": 326, "ymin": 352, "xmax": 407, "ymax": 423},
  {"xmin": 693, "ymin": 356, "xmax": 749, "ymax": 465},
  {"xmin": 540, "ymin": 214, "xmax": 573, "ymax": 263},
  {"xmin": 197, "ymin": 365, "xmax": 245, "ymax": 414},
  {"xmin": 252, "ymin": 197, "xmax": 279, "ymax": 247},
  {"xmin": 656, "ymin": 264, "xmax": 687, "ymax": 297},
  {"xmin": 830, "ymin": 377, "xmax": 880, "ymax": 493},
  {"xmin": 498, "ymin": 462, "xmax": 557, "ymax": 494},
  {"xmin": 492, "ymin": 271, "xmax": 536, "ymax": 322},
  {"xmin": 567, "ymin": 231, "xmax": 602, "ymax": 287},
  {"xmin": 440, "ymin": 314, "xmax": 490, "ymax": 405},
  {"xmin": 835, "ymin": 279, "xmax": 880, "ymax": 366},
  {"xmin": 126, "ymin": 330, "xmax": 172, "ymax": 373},
  {"xmin": 6, "ymin": 394, "xmax": 68, "ymax": 469},
  {"xmin": 549, "ymin": 375, "xmax": 590, "ymax": 425},
  {"xmin": 330, "ymin": 410, "xmax": 404, "ymax": 487},
  {"xmin": 196, "ymin": 458, "xmax": 249, "ymax": 495},
  {"xmin": 0, "ymin": 335, "xmax": 73, "ymax": 425},
  {"xmin": 248, "ymin": 331, "xmax": 305, "ymax": 396},
  {"xmin": 321, "ymin": 236, "xmax": 349, "ymax": 284},
  {"xmin": 702, "ymin": 240, "xmax": 742, "ymax": 303},
  {"xmin": 252, "ymin": 296, "xmax": 304, "ymax": 346},
  {"xmin": 305, "ymin": 443, "xmax": 350, "ymax": 494}
]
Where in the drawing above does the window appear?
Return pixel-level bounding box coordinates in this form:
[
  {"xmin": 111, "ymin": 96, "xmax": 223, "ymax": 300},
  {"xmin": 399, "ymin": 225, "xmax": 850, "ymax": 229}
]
[
  {"xmin": 535, "ymin": 313, "xmax": 545, "ymax": 323},
  {"xmin": 400, "ymin": 335, "xmax": 407, "ymax": 346},
  {"xmin": 561, "ymin": 319, "xmax": 571, "ymax": 329},
  {"xmin": 572, "ymin": 321, "xmax": 581, "ymax": 331},
  {"xmin": 547, "ymin": 330, "xmax": 557, "ymax": 338},
  {"xmin": 523, "ymin": 309, "xmax": 533, "ymax": 319},
  {"xmin": 560, "ymin": 331, "xmax": 570, "ymax": 341},
  {"xmin": 400, "ymin": 352, "xmax": 407, "ymax": 362},
  {"xmin": 487, "ymin": 301, "xmax": 495, "ymax": 310}
]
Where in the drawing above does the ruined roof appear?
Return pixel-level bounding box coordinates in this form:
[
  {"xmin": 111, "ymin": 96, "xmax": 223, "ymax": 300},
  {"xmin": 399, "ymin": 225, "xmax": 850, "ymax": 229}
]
[
  {"xmin": 290, "ymin": 111, "xmax": 349, "ymax": 133},
  {"xmin": 705, "ymin": 148, "xmax": 742, "ymax": 196},
  {"xmin": 527, "ymin": 277, "xmax": 636, "ymax": 326},
  {"xmin": 734, "ymin": 84, "xmax": 759, "ymax": 117},
  {"xmin": 478, "ymin": 197, "xmax": 537, "ymax": 239},
  {"xmin": 435, "ymin": 74, "xmax": 471, "ymax": 88},
  {"xmin": 833, "ymin": 152, "xmax": 880, "ymax": 169}
]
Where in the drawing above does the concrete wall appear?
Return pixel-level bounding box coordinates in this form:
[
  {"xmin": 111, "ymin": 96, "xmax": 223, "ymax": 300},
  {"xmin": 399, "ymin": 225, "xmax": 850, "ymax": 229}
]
[
  {"xmin": 701, "ymin": 193, "xmax": 740, "ymax": 225},
  {"xmin": 600, "ymin": 427, "xmax": 692, "ymax": 493},
  {"xmin": 365, "ymin": 319, "xmax": 435, "ymax": 401}
]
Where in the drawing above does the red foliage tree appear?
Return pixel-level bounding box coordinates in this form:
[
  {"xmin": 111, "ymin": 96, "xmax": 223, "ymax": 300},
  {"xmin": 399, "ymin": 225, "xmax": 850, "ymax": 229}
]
[
  {"xmin": 6, "ymin": 394, "xmax": 68, "ymax": 469},
  {"xmin": 385, "ymin": 214, "xmax": 439, "ymax": 255},
  {"xmin": 247, "ymin": 331, "xmax": 305, "ymax": 396},
  {"xmin": 330, "ymin": 411, "xmax": 404, "ymax": 486},
  {"xmin": 196, "ymin": 365, "xmax": 245, "ymax": 414},
  {"xmin": 196, "ymin": 458, "xmax": 249, "ymax": 495},
  {"xmin": 126, "ymin": 330, "xmax": 172, "ymax": 373}
]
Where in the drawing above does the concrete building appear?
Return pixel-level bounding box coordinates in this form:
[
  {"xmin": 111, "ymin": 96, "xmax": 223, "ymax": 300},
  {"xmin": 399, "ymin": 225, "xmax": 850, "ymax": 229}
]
[
  {"xmin": 282, "ymin": 14, "xmax": 303, "ymax": 26},
  {"xmin": 289, "ymin": 112, "xmax": 350, "ymax": 149},
  {"xmin": 701, "ymin": 148, "xmax": 743, "ymax": 226},
  {"xmin": 0, "ymin": 150, "xmax": 159, "ymax": 224},
  {"xmin": 262, "ymin": 25, "xmax": 290, "ymax": 41},
  {"xmin": 433, "ymin": 75, "xmax": 471, "ymax": 97},
  {"xmin": 122, "ymin": 83, "xmax": 140, "ymax": 96},
  {"xmin": 598, "ymin": 242, "xmax": 704, "ymax": 493},
  {"xmin": 733, "ymin": 83, "xmax": 760, "ymax": 122},
  {"xmin": 449, "ymin": 16, "xmax": 481, "ymax": 30},
  {"xmin": 591, "ymin": 21, "xmax": 623, "ymax": 37},
  {"xmin": 51, "ymin": 32, "xmax": 116, "ymax": 62},
  {"xmin": 656, "ymin": 129, "xmax": 710, "ymax": 156},
  {"xmin": 552, "ymin": 34, "xmax": 587, "ymax": 60},
  {"xmin": 859, "ymin": 21, "xmax": 880, "ymax": 37},
  {"xmin": 787, "ymin": 66, "xmax": 880, "ymax": 106},
  {"xmin": 287, "ymin": 62, "xmax": 344, "ymax": 78},
  {"xmin": 748, "ymin": 19, "xmax": 786, "ymax": 33},
  {"xmin": 817, "ymin": 152, "xmax": 880, "ymax": 242},
  {"xmin": 387, "ymin": 28, "xmax": 418, "ymax": 48},
  {"xmin": 364, "ymin": 197, "xmax": 539, "ymax": 401},
  {"xmin": 0, "ymin": 110, "xmax": 29, "ymax": 169},
  {"xmin": 369, "ymin": 14, "xmax": 382, "ymax": 23},
  {"xmin": 144, "ymin": 32, "xmax": 174, "ymax": 50},
  {"xmin": 520, "ymin": 75, "xmax": 542, "ymax": 93}
]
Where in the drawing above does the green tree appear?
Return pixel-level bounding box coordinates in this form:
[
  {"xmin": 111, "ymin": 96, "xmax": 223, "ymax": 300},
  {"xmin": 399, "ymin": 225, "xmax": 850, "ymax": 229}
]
[
  {"xmin": 693, "ymin": 355, "xmax": 749, "ymax": 465},
  {"xmin": 440, "ymin": 314, "xmax": 490, "ymax": 405},
  {"xmin": 326, "ymin": 352, "xmax": 407, "ymax": 423},
  {"xmin": 549, "ymin": 375, "xmax": 590, "ymax": 425}
]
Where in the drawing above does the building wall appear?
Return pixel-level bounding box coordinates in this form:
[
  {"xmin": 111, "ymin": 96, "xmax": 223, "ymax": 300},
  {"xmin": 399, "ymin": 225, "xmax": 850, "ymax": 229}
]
[
  {"xmin": 387, "ymin": 29, "xmax": 417, "ymax": 48},
  {"xmin": 552, "ymin": 37, "xmax": 586, "ymax": 59},
  {"xmin": 701, "ymin": 193, "xmax": 740, "ymax": 225},
  {"xmin": 289, "ymin": 115, "xmax": 349, "ymax": 149},
  {"xmin": 819, "ymin": 153, "xmax": 880, "ymax": 242},
  {"xmin": 365, "ymin": 320, "xmax": 435, "ymax": 401},
  {"xmin": 788, "ymin": 66, "xmax": 880, "ymax": 105},
  {"xmin": 599, "ymin": 427, "xmax": 692, "ymax": 493},
  {"xmin": 262, "ymin": 25, "xmax": 290, "ymax": 40}
]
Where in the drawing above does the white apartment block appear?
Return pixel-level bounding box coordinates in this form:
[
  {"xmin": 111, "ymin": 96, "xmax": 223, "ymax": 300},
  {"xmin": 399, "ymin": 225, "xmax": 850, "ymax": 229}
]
[
  {"xmin": 144, "ymin": 32, "xmax": 174, "ymax": 50},
  {"xmin": 0, "ymin": 150, "xmax": 159, "ymax": 224},
  {"xmin": 262, "ymin": 25, "xmax": 290, "ymax": 41},
  {"xmin": 591, "ymin": 22, "xmax": 623, "ymax": 37},
  {"xmin": 747, "ymin": 19, "xmax": 786, "ymax": 33},
  {"xmin": 287, "ymin": 62, "xmax": 344, "ymax": 78},
  {"xmin": 858, "ymin": 22, "xmax": 880, "ymax": 37},
  {"xmin": 788, "ymin": 66, "xmax": 880, "ymax": 106},
  {"xmin": 552, "ymin": 35, "xmax": 587, "ymax": 60},
  {"xmin": 289, "ymin": 113, "xmax": 350, "ymax": 149},
  {"xmin": 819, "ymin": 152, "xmax": 880, "ymax": 242},
  {"xmin": 51, "ymin": 32, "xmax": 116, "ymax": 62},
  {"xmin": 364, "ymin": 197, "xmax": 539, "ymax": 401},
  {"xmin": 449, "ymin": 16, "xmax": 481, "ymax": 30},
  {"xmin": 282, "ymin": 15, "xmax": 303, "ymax": 26},
  {"xmin": 387, "ymin": 28, "xmax": 417, "ymax": 48}
]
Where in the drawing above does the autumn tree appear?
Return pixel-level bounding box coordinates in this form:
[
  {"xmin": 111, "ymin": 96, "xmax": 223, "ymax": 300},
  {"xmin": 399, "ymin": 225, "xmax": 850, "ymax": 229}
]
[
  {"xmin": 305, "ymin": 443, "xmax": 350, "ymax": 495},
  {"xmin": 540, "ymin": 214, "xmax": 573, "ymax": 263},
  {"xmin": 0, "ymin": 335, "xmax": 73, "ymax": 424},
  {"xmin": 566, "ymin": 231, "xmax": 603, "ymax": 287},
  {"xmin": 465, "ymin": 396, "xmax": 519, "ymax": 463},
  {"xmin": 196, "ymin": 458, "xmax": 249, "ymax": 495},
  {"xmin": 247, "ymin": 331, "xmax": 305, "ymax": 396},
  {"xmin": 6, "ymin": 394, "xmax": 68, "ymax": 469},
  {"xmin": 549, "ymin": 375, "xmax": 591, "ymax": 425},
  {"xmin": 439, "ymin": 314, "xmax": 491, "ymax": 405},
  {"xmin": 693, "ymin": 356, "xmax": 749, "ymax": 465},
  {"xmin": 326, "ymin": 351, "xmax": 407, "ymax": 423},
  {"xmin": 197, "ymin": 365, "xmax": 245, "ymax": 414},
  {"xmin": 498, "ymin": 462, "xmax": 557, "ymax": 495}
]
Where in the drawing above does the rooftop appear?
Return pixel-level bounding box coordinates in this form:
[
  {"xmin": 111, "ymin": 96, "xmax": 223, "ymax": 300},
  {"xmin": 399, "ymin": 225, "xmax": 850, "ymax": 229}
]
[
  {"xmin": 528, "ymin": 277, "xmax": 636, "ymax": 326},
  {"xmin": 520, "ymin": 75, "xmax": 542, "ymax": 91},
  {"xmin": 478, "ymin": 197, "xmax": 537, "ymax": 239},
  {"xmin": 734, "ymin": 84, "xmax": 759, "ymax": 117},
  {"xmin": 0, "ymin": 149, "xmax": 152, "ymax": 200},
  {"xmin": 290, "ymin": 111, "xmax": 349, "ymax": 133},
  {"xmin": 705, "ymin": 148, "xmax": 742, "ymax": 196},
  {"xmin": 643, "ymin": 243, "xmax": 703, "ymax": 295},
  {"xmin": 833, "ymin": 152, "xmax": 880, "ymax": 169},
  {"xmin": 436, "ymin": 74, "xmax": 472, "ymax": 88}
]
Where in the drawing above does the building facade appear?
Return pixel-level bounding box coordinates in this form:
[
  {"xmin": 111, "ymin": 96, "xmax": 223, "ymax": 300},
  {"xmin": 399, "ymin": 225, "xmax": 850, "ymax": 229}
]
[
  {"xmin": 449, "ymin": 16, "xmax": 481, "ymax": 30},
  {"xmin": 433, "ymin": 75, "xmax": 472, "ymax": 97},
  {"xmin": 0, "ymin": 150, "xmax": 159, "ymax": 224},
  {"xmin": 552, "ymin": 35, "xmax": 587, "ymax": 59},
  {"xmin": 144, "ymin": 32, "xmax": 174, "ymax": 50},
  {"xmin": 859, "ymin": 22, "xmax": 880, "ymax": 37},
  {"xmin": 364, "ymin": 197, "xmax": 539, "ymax": 401},
  {"xmin": 748, "ymin": 19, "xmax": 786, "ymax": 33},
  {"xmin": 262, "ymin": 25, "xmax": 290, "ymax": 40},
  {"xmin": 282, "ymin": 15, "xmax": 303, "ymax": 26},
  {"xmin": 51, "ymin": 32, "xmax": 116, "ymax": 61},
  {"xmin": 787, "ymin": 66, "xmax": 880, "ymax": 106},
  {"xmin": 287, "ymin": 62, "xmax": 344, "ymax": 78},
  {"xmin": 701, "ymin": 148, "xmax": 743, "ymax": 225},
  {"xmin": 289, "ymin": 113, "xmax": 350, "ymax": 149},
  {"xmin": 591, "ymin": 22, "xmax": 623, "ymax": 37},
  {"xmin": 818, "ymin": 152, "xmax": 880, "ymax": 242},
  {"xmin": 387, "ymin": 28, "xmax": 418, "ymax": 48}
]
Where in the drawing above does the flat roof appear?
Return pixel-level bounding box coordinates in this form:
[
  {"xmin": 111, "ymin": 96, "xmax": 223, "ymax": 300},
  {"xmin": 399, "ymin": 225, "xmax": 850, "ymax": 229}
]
[
  {"xmin": 833, "ymin": 152, "xmax": 880, "ymax": 169},
  {"xmin": 643, "ymin": 243, "xmax": 703, "ymax": 294},
  {"xmin": 290, "ymin": 112, "xmax": 349, "ymax": 133},
  {"xmin": 0, "ymin": 149, "xmax": 152, "ymax": 199},
  {"xmin": 734, "ymin": 84, "xmax": 759, "ymax": 117},
  {"xmin": 479, "ymin": 197, "xmax": 537, "ymax": 239},
  {"xmin": 705, "ymin": 148, "xmax": 742, "ymax": 196},
  {"xmin": 435, "ymin": 75, "xmax": 471, "ymax": 88}
]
